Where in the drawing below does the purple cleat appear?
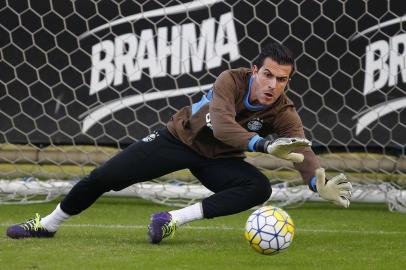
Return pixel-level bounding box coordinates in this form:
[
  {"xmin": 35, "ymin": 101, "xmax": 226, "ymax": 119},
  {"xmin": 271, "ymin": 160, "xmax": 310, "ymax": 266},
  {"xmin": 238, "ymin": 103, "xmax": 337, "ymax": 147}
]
[
  {"xmin": 147, "ymin": 212, "xmax": 177, "ymax": 244},
  {"xmin": 6, "ymin": 213, "xmax": 55, "ymax": 239}
]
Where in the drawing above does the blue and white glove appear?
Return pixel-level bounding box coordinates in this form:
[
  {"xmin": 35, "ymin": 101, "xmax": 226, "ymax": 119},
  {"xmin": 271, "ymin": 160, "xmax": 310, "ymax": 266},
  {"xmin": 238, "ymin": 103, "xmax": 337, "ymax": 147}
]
[{"xmin": 256, "ymin": 137, "xmax": 311, "ymax": 163}]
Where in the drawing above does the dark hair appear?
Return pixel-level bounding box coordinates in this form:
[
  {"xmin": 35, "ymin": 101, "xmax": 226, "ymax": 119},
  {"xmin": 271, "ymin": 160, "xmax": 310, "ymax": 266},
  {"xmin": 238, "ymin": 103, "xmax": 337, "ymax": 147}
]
[{"xmin": 253, "ymin": 43, "xmax": 295, "ymax": 74}]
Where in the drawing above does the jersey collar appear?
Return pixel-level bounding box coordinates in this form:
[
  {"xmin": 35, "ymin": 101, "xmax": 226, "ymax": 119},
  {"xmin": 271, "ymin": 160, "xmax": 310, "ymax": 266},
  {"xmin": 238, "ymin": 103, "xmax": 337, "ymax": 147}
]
[{"xmin": 244, "ymin": 76, "xmax": 269, "ymax": 111}]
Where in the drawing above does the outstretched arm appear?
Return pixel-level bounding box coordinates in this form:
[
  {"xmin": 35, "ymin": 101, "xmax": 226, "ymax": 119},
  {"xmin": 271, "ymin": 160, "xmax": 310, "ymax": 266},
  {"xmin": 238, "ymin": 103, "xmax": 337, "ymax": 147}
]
[
  {"xmin": 297, "ymin": 149, "xmax": 353, "ymax": 208},
  {"xmin": 272, "ymin": 106, "xmax": 353, "ymax": 207}
]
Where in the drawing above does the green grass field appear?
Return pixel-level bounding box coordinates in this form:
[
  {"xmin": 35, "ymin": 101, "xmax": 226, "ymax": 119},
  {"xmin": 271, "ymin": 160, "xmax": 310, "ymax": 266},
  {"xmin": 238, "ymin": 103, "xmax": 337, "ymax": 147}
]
[{"xmin": 1, "ymin": 198, "xmax": 405, "ymax": 270}]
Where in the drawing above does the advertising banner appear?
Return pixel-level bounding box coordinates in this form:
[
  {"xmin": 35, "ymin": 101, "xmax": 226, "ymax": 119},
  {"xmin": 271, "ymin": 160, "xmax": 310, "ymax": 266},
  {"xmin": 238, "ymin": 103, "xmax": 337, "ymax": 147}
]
[{"xmin": 0, "ymin": 0, "xmax": 405, "ymax": 153}]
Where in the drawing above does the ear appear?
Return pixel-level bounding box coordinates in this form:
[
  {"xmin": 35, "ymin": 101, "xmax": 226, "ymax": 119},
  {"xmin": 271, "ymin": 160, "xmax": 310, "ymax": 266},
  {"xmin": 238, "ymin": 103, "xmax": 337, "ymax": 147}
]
[{"xmin": 251, "ymin": 65, "xmax": 258, "ymax": 76}]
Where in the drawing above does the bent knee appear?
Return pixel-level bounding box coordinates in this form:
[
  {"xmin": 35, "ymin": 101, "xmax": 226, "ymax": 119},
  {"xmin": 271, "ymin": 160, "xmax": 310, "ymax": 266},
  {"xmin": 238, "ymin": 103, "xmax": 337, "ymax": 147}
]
[
  {"xmin": 258, "ymin": 181, "xmax": 272, "ymax": 203},
  {"xmin": 249, "ymin": 176, "xmax": 272, "ymax": 204}
]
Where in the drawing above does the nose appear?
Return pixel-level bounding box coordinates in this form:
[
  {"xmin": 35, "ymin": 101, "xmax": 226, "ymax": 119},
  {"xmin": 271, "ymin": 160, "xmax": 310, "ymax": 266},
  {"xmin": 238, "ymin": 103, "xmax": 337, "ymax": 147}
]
[{"xmin": 269, "ymin": 76, "xmax": 277, "ymax": 88}]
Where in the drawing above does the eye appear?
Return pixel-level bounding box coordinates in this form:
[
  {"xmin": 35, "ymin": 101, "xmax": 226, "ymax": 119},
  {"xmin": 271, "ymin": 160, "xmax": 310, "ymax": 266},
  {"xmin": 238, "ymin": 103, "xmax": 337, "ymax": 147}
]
[{"xmin": 277, "ymin": 77, "xmax": 288, "ymax": 83}]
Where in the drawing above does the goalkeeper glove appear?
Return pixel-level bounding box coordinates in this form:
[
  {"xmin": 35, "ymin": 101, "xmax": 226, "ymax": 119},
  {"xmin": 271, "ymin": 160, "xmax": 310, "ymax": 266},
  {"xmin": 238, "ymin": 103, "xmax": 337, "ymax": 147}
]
[
  {"xmin": 256, "ymin": 137, "xmax": 311, "ymax": 163},
  {"xmin": 314, "ymin": 168, "xmax": 353, "ymax": 208}
]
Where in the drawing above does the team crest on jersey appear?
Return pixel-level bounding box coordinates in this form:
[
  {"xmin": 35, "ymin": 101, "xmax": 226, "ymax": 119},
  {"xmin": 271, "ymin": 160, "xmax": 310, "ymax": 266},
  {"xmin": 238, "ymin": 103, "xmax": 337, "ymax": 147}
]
[
  {"xmin": 205, "ymin": 113, "xmax": 213, "ymax": 130},
  {"xmin": 142, "ymin": 131, "xmax": 159, "ymax": 142},
  {"xmin": 247, "ymin": 118, "xmax": 263, "ymax": 131}
]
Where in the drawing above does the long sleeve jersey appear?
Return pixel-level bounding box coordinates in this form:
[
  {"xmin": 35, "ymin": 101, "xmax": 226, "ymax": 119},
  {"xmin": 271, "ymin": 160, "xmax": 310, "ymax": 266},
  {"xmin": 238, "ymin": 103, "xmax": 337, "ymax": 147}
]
[{"xmin": 167, "ymin": 68, "xmax": 320, "ymax": 184}]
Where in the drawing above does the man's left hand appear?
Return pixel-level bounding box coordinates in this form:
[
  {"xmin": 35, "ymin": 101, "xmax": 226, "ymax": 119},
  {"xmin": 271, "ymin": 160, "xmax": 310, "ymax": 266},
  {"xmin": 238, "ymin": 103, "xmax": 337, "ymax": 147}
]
[{"xmin": 315, "ymin": 168, "xmax": 353, "ymax": 208}]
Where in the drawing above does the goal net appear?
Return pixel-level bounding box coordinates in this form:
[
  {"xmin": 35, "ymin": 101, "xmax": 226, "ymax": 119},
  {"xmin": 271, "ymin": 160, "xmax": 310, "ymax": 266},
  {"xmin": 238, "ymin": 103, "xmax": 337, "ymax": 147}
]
[{"xmin": 1, "ymin": 0, "xmax": 405, "ymax": 212}]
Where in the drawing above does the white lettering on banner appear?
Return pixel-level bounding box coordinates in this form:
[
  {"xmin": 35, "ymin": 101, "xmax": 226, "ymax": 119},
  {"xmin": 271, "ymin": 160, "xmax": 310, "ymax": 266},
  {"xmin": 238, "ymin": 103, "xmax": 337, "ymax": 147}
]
[
  {"xmin": 363, "ymin": 34, "xmax": 406, "ymax": 95},
  {"xmin": 113, "ymin": 34, "xmax": 139, "ymax": 87},
  {"xmin": 353, "ymin": 29, "xmax": 406, "ymax": 135},
  {"xmin": 90, "ymin": 41, "xmax": 115, "ymax": 95},
  {"xmin": 89, "ymin": 12, "xmax": 239, "ymax": 94}
]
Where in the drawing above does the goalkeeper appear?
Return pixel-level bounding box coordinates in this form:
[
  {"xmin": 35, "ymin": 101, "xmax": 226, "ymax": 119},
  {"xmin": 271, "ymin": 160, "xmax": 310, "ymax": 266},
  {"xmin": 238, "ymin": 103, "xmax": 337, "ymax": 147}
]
[{"xmin": 6, "ymin": 43, "xmax": 352, "ymax": 243}]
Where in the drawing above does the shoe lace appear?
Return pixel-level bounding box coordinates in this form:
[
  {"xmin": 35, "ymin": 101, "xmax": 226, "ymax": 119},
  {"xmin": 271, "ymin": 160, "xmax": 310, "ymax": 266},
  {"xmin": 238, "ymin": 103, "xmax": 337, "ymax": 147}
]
[
  {"xmin": 21, "ymin": 213, "xmax": 43, "ymax": 231},
  {"xmin": 162, "ymin": 219, "xmax": 177, "ymax": 239}
]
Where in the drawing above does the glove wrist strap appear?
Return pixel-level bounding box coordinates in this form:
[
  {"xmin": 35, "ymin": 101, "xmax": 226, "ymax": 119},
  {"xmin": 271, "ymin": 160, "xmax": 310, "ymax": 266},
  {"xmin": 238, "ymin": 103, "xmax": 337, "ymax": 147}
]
[
  {"xmin": 255, "ymin": 138, "xmax": 271, "ymax": 153},
  {"xmin": 309, "ymin": 176, "xmax": 318, "ymax": 192}
]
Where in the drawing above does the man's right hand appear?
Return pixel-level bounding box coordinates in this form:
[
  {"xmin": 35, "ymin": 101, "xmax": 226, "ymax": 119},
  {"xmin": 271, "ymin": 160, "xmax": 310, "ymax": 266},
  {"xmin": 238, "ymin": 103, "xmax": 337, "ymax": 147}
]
[{"xmin": 266, "ymin": 137, "xmax": 311, "ymax": 163}]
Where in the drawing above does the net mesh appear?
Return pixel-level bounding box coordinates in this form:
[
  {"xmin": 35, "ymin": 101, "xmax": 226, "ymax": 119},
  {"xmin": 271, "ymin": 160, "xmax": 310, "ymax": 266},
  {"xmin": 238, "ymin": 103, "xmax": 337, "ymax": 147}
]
[{"xmin": 0, "ymin": 0, "xmax": 405, "ymax": 211}]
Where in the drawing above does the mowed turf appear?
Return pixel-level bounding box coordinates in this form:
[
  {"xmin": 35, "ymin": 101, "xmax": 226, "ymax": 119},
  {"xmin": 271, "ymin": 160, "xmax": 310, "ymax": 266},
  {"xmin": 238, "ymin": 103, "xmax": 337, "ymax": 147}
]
[{"xmin": 0, "ymin": 198, "xmax": 405, "ymax": 270}]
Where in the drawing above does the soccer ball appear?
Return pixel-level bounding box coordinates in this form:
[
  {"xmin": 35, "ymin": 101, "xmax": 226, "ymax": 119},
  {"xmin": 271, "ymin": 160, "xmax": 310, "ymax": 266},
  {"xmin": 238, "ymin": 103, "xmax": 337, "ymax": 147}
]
[{"xmin": 244, "ymin": 205, "xmax": 295, "ymax": 255}]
